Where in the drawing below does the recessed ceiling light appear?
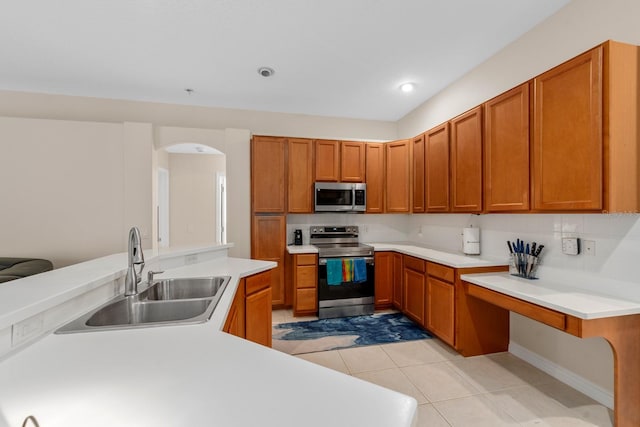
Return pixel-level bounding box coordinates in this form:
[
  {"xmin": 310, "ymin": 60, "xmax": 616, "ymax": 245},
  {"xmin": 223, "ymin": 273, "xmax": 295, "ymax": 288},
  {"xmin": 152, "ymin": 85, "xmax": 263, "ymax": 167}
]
[
  {"xmin": 258, "ymin": 67, "xmax": 275, "ymax": 77},
  {"xmin": 400, "ymin": 82, "xmax": 415, "ymax": 93}
]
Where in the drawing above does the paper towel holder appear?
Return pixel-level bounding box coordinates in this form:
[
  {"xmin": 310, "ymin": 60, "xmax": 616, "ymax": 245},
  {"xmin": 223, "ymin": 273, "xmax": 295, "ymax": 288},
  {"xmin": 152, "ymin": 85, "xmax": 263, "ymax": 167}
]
[{"xmin": 463, "ymin": 226, "xmax": 481, "ymax": 255}]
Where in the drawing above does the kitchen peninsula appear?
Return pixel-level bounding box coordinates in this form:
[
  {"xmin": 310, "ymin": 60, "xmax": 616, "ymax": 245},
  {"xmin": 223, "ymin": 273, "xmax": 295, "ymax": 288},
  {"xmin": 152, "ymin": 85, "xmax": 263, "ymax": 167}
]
[{"xmin": 0, "ymin": 245, "xmax": 416, "ymax": 427}]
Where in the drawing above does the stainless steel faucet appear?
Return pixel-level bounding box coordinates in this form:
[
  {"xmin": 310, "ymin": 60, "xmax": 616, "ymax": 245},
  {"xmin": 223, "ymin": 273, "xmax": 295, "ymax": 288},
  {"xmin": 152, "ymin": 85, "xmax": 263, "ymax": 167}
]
[{"xmin": 124, "ymin": 226, "xmax": 145, "ymax": 296}]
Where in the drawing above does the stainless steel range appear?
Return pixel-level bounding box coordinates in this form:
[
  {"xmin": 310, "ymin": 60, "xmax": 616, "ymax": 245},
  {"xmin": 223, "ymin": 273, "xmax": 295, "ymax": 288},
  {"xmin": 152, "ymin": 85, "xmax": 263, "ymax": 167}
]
[{"xmin": 310, "ymin": 225, "xmax": 375, "ymax": 319}]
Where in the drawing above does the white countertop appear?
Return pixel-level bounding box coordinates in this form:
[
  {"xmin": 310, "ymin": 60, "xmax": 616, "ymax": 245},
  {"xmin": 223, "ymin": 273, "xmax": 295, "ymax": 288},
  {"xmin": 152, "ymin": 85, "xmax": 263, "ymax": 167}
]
[
  {"xmin": 286, "ymin": 244, "xmax": 318, "ymax": 254},
  {"xmin": 0, "ymin": 256, "xmax": 417, "ymax": 427},
  {"xmin": 460, "ymin": 272, "xmax": 640, "ymax": 320},
  {"xmin": 287, "ymin": 242, "xmax": 506, "ymax": 268}
]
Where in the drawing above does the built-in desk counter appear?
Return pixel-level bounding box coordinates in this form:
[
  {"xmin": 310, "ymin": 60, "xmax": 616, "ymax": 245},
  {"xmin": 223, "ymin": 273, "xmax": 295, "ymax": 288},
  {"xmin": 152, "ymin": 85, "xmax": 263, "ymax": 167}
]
[{"xmin": 461, "ymin": 272, "xmax": 640, "ymax": 427}]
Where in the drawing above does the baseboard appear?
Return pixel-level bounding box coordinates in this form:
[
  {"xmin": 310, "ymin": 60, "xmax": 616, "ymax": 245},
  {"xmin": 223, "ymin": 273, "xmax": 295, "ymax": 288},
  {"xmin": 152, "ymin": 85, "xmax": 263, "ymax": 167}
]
[{"xmin": 509, "ymin": 341, "xmax": 614, "ymax": 409}]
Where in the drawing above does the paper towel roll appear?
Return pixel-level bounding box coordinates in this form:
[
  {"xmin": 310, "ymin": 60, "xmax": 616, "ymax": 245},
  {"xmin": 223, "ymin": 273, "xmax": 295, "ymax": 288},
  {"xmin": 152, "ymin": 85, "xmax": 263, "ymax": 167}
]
[{"xmin": 463, "ymin": 227, "xmax": 480, "ymax": 255}]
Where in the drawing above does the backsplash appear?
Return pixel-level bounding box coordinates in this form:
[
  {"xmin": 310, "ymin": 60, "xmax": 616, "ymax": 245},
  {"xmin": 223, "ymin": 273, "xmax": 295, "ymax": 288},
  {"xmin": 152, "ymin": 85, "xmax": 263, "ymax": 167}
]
[
  {"xmin": 411, "ymin": 213, "xmax": 640, "ymax": 285},
  {"xmin": 286, "ymin": 214, "xmax": 410, "ymax": 245},
  {"xmin": 289, "ymin": 212, "xmax": 640, "ymax": 286}
]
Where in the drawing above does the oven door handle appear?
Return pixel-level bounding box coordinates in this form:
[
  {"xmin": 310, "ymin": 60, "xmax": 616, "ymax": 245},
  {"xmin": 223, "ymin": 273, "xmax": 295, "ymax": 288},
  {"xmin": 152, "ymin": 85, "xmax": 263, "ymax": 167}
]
[{"xmin": 318, "ymin": 256, "xmax": 374, "ymax": 265}]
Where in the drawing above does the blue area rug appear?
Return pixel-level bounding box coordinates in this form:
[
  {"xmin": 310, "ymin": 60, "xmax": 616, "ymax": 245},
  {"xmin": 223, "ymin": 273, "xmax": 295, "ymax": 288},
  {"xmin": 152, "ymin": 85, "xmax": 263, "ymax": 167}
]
[{"xmin": 272, "ymin": 313, "xmax": 432, "ymax": 355}]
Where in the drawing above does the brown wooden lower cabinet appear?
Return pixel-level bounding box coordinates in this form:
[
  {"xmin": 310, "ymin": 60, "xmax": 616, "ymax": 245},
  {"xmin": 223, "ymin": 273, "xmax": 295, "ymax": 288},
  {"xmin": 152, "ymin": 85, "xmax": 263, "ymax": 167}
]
[
  {"xmin": 223, "ymin": 270, "xmax": 273, "ymax": 348},
  {"xmin": 251, "ymin": 215, "xmax": 286, "ymax": 307},
  {"xmin": 392, "ymin": 253, "xmax": 403, "ymax": 309},
  {"xmin": 292, "ymin": 253, "xmax": 318, "ymax": 316},
  {"xmin": 223, "ymin": 278, "xmax": 246, "ymax": 339},
  {"xmin": 403, "ymin": 255, "xmax": 426, "ymax": 326},
  {"xmin": 426, "ymin": 262, "xmax": 455, "ymax": 346},
  {"xmin": 374, "ymin": 252, "xmax": 393, "ymax": 309}
]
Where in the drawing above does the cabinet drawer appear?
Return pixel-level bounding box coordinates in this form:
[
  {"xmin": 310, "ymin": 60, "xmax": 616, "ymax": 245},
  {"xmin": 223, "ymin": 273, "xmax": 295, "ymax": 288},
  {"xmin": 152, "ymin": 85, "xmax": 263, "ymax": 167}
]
[
  {"xmin": 245, "ymin": 270, "xmax": 271, "ymax": 295},
  {"xmin": 296, "ymin": 265, "xmax": 317, "ymax": 289},
  {"xmin": 466, "ymin": 283, "xmax": 566, "ymax": 330},
  {"xmin": 296, "ymin": 288, "xmax": 317, "ymax": 312},
  {"xmin": 403, "ymin": 255, "xmax": 426, "ymax": 273},
  {"xmin": 427, "ymin": 262, "xmax": 454, "ymax": 283},
  {"xmin": 296, "ymin": 254, "xmax": 317, "ymax": 266}
]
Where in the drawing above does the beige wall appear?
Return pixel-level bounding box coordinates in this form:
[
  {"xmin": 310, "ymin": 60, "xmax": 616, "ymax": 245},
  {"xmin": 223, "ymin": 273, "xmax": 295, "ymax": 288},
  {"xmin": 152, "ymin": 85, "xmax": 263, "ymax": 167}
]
[
  {"xmin": 154, "ymin": 126, "xmax": 251, "ymax": 258},
  {"xmin": 0, "ymin": 96, "xmax": 392, "ymax": 266},
  {"xmin": 0, "ymin": 91, "xmax": 397, "ymax": 142},
  {"xmin": 397, "ymin": 0, "xmax": 640, "ymax": 397},
  {"xmin": 0, "ymin": 117, "xmax": 152, "ymax": 267},
  {"xmin": 223, "ymin": 128, "xmax": 252, "ymax": 258},
  {"xmin": 168, "ymin": 153, "xmax": 225, "ymax": 248},
  {"xmin": 398, "ymin": 0, "xmax": 640, "ymax": 139}
]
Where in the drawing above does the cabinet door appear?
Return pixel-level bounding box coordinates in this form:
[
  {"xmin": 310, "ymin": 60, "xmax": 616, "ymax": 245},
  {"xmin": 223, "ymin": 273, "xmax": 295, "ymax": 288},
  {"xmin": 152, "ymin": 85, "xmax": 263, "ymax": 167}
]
[
  {"xmin": 425, "ymin": 124, "xmax": 450, "ymax": 212},
  {"xmin": 427, "ymin": 276, "xmax": 455, "ymax": 346},
  {"xmin": 246, "ymin": 286, "xmax": 272, "ymax": 347},
  {"xmin": 385, "ymin": 140, "xmax": 411, "ymax": 213},
  {"xmin": 450, "ymin": 106, "xmax": 483, "ymax": 213},
  {"xmin": 315, "ymin": 140, "xmax": 340, "ymax": 182},
  {"xmin": 223, "ymin": 279, "xmax": 246, "ymax": 338},
  {"xmin": 293, "ymin": 254, "xmax": 318, "ymax": 315},
  {"xmin": 365, "ymin": 143, "xmax": 385, "ymax": 213},
  {"xmin": 251, "ymin": 215, "xmax": 285, "ymax": 306},
  {"xmin": 533, "ymin": 46, "xmax": 603, "ymax": 211},
  {"xmin": 403, "ymin": 268, "xmax": 426, "ymax": 326},
  {"xmin": 252, "ymin": 136, "xmax": 286, "ymax": 213},
  {"xmin": 484, "ymin": 84, "xmax": 530, "ymax": 212},
  {"xmin": 341, "ymin": 141, "xmax": 365, "ymax": 182},
  {"xmin": 288, "ymin": 138, "xmax": 314, "ymax": 213},
  {"xmin": 412, "ymin": 134, "xmax": 426, "ymax": 213},
  {"xmin": 374, "ymin": 252, "xmax": 393, "ymax": 308},
  {"xmin": 392, "ymin": 253, "xmax": 403, "ymax": 310}
]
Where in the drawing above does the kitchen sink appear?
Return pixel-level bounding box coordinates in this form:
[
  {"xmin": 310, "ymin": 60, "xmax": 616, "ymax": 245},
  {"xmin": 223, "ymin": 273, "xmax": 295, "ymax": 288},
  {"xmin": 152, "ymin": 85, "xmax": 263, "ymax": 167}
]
[
  {"xmin": 142, "ymin": 277, "xmax": 228, "ymax": 300},
  {"xmin": 86, "ymin": 298, "xmax": 212, "ymax": 327},
  {"xmin": 56, "ymin": 275, "xmax": 230, "ymax": 334}
]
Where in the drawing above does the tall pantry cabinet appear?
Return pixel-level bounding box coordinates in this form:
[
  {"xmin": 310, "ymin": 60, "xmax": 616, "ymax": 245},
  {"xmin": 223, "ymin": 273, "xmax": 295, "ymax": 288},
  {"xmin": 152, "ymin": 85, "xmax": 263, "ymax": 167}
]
[{"xmin": 251, "ymin": 136, "xmax": 287, "ymax": 307}]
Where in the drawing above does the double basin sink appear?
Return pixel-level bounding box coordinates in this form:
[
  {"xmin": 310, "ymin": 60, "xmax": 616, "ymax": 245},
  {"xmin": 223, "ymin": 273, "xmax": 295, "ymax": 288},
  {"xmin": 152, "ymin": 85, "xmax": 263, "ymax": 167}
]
[{"xmin": 57, "ymin": 276, "xmax": 230, "ymax": 333}]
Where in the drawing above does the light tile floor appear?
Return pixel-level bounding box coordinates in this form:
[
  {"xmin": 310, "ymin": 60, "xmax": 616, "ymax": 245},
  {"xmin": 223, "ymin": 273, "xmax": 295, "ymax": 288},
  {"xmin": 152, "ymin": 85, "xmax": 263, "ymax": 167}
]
[{"xmin": 273, "ymin": 309, "xmax": 614, "ymax": 426}]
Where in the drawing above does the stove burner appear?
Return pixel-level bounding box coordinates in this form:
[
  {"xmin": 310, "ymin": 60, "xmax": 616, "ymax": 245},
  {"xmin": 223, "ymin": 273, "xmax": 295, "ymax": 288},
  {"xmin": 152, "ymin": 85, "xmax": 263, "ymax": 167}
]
[{"xmin": 309, "ymin": 225, "xmax": 373, "ymax": 257}]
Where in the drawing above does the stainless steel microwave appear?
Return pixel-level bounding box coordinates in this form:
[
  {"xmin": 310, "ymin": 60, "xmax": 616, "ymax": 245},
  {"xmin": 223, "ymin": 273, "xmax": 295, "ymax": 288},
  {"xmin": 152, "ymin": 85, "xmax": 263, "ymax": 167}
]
[{"xmin": 314, "ymin": 182, "xmax": 366, "ymax": 212}]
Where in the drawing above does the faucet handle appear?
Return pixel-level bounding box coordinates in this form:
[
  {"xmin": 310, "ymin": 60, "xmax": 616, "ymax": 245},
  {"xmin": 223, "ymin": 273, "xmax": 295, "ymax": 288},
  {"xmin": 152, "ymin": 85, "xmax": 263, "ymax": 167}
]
[{"xmin": 147, "ymin": 270, "xmax": 164, "ymax": 284}]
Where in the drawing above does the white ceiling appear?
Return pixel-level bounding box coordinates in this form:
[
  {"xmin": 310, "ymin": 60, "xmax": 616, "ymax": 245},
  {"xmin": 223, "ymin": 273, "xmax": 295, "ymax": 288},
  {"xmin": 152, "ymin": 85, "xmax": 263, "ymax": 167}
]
[{"xmin": 0, "ymin": 0, "xmax": 570, "ymax": 121}]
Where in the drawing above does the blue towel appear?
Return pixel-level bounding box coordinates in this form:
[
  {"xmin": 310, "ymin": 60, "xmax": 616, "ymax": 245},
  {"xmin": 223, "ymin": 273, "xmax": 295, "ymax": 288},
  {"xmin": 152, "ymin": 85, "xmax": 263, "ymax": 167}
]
[
  {"xmin": 326, "ymin": 259, "xmax": 343, "ymax": 286},
  {"xmin": 354, "ymin": 258, "xmax": 367, "ymax": 283}
]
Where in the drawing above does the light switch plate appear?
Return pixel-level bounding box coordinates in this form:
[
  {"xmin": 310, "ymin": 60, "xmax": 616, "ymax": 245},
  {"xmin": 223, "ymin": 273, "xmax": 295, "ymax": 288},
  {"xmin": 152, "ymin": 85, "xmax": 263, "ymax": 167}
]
[{"xmin": 562, "ymin": 237, "xmax": 580, "ymax": 255}]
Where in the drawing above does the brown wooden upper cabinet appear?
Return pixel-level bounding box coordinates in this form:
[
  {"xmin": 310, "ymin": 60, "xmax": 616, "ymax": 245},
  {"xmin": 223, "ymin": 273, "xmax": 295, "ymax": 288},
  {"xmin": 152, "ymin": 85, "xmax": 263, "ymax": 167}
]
[
  {"xmin": 288, "ymin": 138, "xmax": 314, "ymax": 213},
  {"xmin": 484, "ymin": 83, "xmax": 531, "ymax": 212},
  {"xmin": 341, "ymin": 141, "xmax": 366, "ymax": 182},
  {"xmin": 315, "ymin": 139, "xmax": 340, "ymax": 182},
  {"xmin": 425, "ymin": 123, "xmax": 450, "ymax": 212},
  {"xmin": 533, "ymin": 46, "xmax": 603, "ymax": 211},
  {"xmin": 450, "ymin": 106, "xmax": 483, "ymax": 213},
  {"xmin": 365, "ymin": 142, "xmax": 385, "ymax": 213},
  {"xmin": 412, "ymin": 134, "xmax": 426, "ymax": 213},
  {"xmin": 252, "ymin": 136, "xmax": 286, "ymax": 213},
  {"xmin": 385, "ymin": 139, "xmax": 411, "ymax": 213}
]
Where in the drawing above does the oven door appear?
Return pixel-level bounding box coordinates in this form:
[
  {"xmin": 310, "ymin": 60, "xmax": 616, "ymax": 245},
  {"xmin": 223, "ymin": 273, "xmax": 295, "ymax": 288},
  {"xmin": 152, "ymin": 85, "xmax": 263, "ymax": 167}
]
[{"xmin": 317, "ymin": 256, "xmax": 375, "ymax": 302}]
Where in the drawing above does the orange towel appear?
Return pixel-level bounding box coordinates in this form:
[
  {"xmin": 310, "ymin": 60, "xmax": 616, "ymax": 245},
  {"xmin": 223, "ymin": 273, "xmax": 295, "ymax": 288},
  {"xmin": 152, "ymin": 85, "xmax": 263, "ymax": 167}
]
[{"xmin": 342, "ymin": 259, "xmax": 354, "ymax": 282}]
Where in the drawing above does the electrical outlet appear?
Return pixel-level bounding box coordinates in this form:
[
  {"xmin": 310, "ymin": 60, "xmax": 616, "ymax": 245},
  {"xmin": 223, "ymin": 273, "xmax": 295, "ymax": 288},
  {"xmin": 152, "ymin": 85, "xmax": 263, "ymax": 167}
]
[
  {"xmin": 185, "ymin": 254, "xmax": 198, "ymax": 265},
  {"xmin": 12, "ymin": 314, "xmax": 44, "ymax": 346},
  {"xmin": 562, "ymin": 237, "xmax": 580, "ymax": 255},
  {"xmin": 583, "ymin": 240, "xmax": 596, "ymax": 256}
]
